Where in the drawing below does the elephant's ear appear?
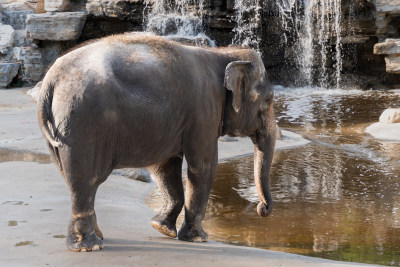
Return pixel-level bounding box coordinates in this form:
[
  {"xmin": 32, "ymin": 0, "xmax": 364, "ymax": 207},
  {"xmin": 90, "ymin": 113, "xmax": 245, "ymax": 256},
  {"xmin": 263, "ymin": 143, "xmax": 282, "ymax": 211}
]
[{"xmin": 224, "ymin": 61, "xmax": 252, "ymax": 113}]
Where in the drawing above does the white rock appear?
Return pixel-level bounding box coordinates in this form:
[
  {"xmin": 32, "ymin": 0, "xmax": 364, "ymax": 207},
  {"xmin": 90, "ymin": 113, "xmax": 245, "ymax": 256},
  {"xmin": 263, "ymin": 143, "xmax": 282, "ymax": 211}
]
[
  {"xmin": 45, "ymin": 0, "xmax": 70, "ymax": 12},
  {"xmin": 0, "ymin": 62, "xmax": 19, "ymax": 88},
  {"xmin": 26, "ymin": 12, "xmax": 86, "ymax": 41},
  {"xmin": 27, "ymin": 81, "xmax": 42, "ymax": 102},
  {"xmin": 379, "ymin": 108, "xmax": 400, "ymax": 124},
  {"xmin": 13, "ymin": 46, "xmax": 44, "ymax": 83},
  {"xmin": 365, "ymin": 122, "xmax": 400, "ymax": 141},
  {"xmin": 0, "ymin": 25, "xmax": 15, "ymax": 54}
]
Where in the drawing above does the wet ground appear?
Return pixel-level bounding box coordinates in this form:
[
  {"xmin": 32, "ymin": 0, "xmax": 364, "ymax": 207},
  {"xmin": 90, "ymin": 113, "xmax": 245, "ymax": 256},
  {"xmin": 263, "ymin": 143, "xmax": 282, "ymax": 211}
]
[{"xmin": 150, "ymin": 87, "xmax": 400, "ymax": 266}]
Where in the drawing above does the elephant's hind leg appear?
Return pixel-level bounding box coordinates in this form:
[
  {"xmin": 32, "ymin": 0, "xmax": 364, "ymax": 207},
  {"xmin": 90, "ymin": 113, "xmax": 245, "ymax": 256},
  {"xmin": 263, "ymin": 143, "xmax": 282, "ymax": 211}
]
[
  {"xmin": 148, "ymin": 156, "xmax": 184, "ymax": 238},
  {"xmin": 59, "ymin": 146, "xmax": 110, "ymax": 252}
]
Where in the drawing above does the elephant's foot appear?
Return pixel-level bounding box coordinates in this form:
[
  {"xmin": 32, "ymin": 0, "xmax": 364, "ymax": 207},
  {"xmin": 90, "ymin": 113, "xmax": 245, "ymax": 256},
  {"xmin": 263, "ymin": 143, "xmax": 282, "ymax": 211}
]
[
  {"xmin": 177, "ymin": 222, "xmax": 208, "ymax": 242},
  {"xmin": 150, "ymin": 217, "xmax": 177, "ymax": 238},
  {"xmin": 66, "ymin": 216, "xmax": 104, "ymax": 252}
]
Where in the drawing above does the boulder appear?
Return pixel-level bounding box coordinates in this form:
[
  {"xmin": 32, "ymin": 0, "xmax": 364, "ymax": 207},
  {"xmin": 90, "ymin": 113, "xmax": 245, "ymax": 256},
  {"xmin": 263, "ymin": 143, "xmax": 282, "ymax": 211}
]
[
  {"xmin": 45, "ymin": 0, "xmax": 70, "ymax": 12},
  {"xmin": 26, "ymin": 12, "xmax": 86, "ymax": 41},
  {"xmin": 13, "ymin": 46, "xmax": 44, "ymax": 83},
  {"xmin": 0, "ymin": 62, "xmax": 19, "ymax": 88},
  {"xmin": 379, "ymin": 108, "xmax": 400, "ymax": 124},
  {"xmin": 0, "ymin": 25, "xmax": 15, "ymax": 54}
]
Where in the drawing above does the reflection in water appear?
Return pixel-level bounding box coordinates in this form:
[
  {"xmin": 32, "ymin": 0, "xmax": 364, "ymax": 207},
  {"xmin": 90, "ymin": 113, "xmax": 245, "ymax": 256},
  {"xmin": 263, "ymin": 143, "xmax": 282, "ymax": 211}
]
[
  {"xmin": 0, "ymin": 148, "xmax": 51, "ymax": 163},
  {"xmin": 148, "ymin": 87, "xmax": 400, "ymax": 265}
]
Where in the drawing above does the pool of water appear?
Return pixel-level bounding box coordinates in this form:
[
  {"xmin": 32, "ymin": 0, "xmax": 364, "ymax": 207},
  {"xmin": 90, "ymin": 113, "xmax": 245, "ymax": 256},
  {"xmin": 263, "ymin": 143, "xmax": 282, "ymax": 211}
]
[{"xmin": 148, "ymin": 87, "xmax": 400, "ymax": 265}]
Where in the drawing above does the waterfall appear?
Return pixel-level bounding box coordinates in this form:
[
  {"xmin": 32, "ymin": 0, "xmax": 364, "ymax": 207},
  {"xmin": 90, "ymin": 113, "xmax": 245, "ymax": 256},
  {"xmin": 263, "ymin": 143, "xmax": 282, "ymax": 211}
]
[
  {"xmin": 294, "ymin": 0, "xmax": 344, "ymax": 88},
  {"xmin": 231, "ymin": 0, "xmax": 262, "ymax": 49},
  {"xmin": 144, "ymin": 0, "xmax": 215, "ymax": 46}
]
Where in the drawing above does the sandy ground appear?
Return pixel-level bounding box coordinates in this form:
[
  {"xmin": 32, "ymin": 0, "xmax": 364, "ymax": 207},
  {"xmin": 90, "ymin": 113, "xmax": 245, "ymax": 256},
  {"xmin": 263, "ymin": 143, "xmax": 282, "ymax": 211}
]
[{"xmin": 0, "ymin": 88, "xmax": 379, "ymax": 266}]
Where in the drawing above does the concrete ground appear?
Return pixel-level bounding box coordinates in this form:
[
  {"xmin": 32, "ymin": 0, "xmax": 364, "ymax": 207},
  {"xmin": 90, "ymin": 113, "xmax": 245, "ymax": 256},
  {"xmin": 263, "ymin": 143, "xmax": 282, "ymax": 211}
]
[{"xmin": 0, "ymin": 88, "xmax": 379, "ymax": 266}]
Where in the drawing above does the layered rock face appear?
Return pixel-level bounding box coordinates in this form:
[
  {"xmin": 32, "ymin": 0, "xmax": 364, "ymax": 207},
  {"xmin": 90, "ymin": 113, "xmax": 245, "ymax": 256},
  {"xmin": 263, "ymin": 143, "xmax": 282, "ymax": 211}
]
[{"xmin": 0, "ymin": 0, "xmax": 400, "ymax": 88}]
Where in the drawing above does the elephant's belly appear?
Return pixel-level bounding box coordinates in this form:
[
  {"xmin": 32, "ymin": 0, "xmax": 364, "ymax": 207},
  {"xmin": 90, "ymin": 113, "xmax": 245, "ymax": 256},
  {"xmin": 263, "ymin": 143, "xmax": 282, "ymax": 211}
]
[{"xmin": 113, "ymin": 137, "xmax": 183, "ymax": 169}]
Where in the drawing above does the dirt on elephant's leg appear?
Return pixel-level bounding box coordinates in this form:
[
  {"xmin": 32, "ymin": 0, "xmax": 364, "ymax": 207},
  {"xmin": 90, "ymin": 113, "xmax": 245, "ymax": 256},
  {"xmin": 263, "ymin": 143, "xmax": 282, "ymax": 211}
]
[{"xmin": 149, "ymin": 157, "xmax": 184, "ymax": 238}]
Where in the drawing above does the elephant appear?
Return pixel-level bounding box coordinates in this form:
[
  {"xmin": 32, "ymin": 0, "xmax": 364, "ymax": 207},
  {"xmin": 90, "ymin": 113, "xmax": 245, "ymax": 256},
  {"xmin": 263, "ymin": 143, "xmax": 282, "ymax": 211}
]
[{"xmin": 37, "ymin": 33, "xmax": 276, "ymax": 252}]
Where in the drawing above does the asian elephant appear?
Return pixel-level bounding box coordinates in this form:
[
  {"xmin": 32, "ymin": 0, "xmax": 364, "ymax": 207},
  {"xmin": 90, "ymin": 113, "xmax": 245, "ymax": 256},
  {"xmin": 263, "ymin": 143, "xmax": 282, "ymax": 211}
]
[{"xmin": 37, "ymin": 33, "xmax": 276, "ymax": 252}]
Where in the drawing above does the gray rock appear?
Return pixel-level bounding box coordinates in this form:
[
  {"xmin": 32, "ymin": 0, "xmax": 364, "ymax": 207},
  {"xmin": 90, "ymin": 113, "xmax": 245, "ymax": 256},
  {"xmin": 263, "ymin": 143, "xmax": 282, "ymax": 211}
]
[
  {"xmin": 26, "ymin": 12, "xmax": 86, "ymax": 41},
  {"xmin": 0, "ymin": 62, "xmax": 19, "ymax": 88},
  {"xmin": 2, "ymin": 8, "xmax": 34, "ymax": 30},
  {"xmin": 45, "ymin": 0, "xmax": 70, "ymax": 12},
  {"xmin": 14, "ymin": 30, "xmax": 32, "ymax": 47},
  {"xmin": 379, "ymin": 108, "xmax": 400, "ymax": 124},
  {"xmin": 0, "ymin": 25, "xmax": 14, "ymax": 54},
  {"xmin": 112, "ymin": 168, "xmax": 152, "ymax": 183},
  {"xmin": 13, "ymin": 46, "xmax": 44, "ymax": 83},
  {"xmin": 385, "ymin": 54, "xmax": 400, "ymax": 74}
]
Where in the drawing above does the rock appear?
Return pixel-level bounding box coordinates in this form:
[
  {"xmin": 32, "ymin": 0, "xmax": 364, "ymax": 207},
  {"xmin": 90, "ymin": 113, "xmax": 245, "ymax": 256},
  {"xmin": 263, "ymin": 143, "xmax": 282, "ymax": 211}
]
[
  {"xmin": 26, "ymin": 81, "xmax": 42, "ymax": 102},
  {"xmin": 86, "ymin": 0, "xmax": 144, "ymax": 21},
  {"xmin": 384, "ymin": 55, "xmax": 400, "ymax": 74},
  {"xmin": 375, "ymin": 0, "xmax": 400, "ymax": 14},
  {"xmin": 0, "ymin": 62, "xmax": 19, "ymax": 88},
  {"xmin": 0, "ymin": 25, "xmax": 15, "ymax": 54},
  {"xmin": 365, "ymin": 122, "xmax": 400, "ymax": 141},
  {"xmin": 26, "ymin": 12, "xmax": 86, "ymax": 41},
  {"xmin": 374, "ymin": 39, "xmax": 400, "ymax": 74},
  {"xmin": 12, "ymin": 47, "xmax": 44, "ymax": 83},
  {"xmin": 45, "ymin": 0, "xmax": 70, "ymax": 12},
  {"xmin": 112, "ymin": 168, "xmax": 152, "ymax": 183},
  {"xmin": 374, "ymin": 39, "xmax": 400, "ymax": 55},
  {"xmin": 2, "ymin": 8, "xmax": 34, "ymax": 30},
  {"xmin": 379, "ymin": 108, "xmax": 400, "ymax": 124},
  {"xmin": 219, "ymin": 136, "xmax": 238, "ymax": 142},
  {"xmin": 14, "ymin": 30, "xmax": 32, "ymax": 47}
]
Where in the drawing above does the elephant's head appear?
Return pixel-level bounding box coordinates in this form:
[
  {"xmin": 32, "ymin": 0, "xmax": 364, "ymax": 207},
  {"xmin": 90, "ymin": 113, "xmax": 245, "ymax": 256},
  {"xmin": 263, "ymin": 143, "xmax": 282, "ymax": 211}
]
[{"xmin": 222, "ymin": 51, "xmax": 276, "ymax": 217}]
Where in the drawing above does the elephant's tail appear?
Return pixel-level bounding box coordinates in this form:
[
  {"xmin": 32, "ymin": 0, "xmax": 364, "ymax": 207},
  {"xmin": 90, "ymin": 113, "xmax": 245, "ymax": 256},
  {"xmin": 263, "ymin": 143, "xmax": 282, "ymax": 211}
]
[{"xmin": 37, "ymin": 81, "xmax": 63, "ymax": 148}]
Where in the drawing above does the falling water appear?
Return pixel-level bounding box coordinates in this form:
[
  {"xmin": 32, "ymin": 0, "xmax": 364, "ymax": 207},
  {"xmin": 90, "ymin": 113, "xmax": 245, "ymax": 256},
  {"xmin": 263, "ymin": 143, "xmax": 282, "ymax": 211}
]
[
  {"xmin": 294, "ymin": 0, "xmax": 343, "ymax": 88},
  {"xmin": 144, "ymin": 0, "xmax": 214, "ymax": 46},
  {"xmin": 231, "ymin": 0, "xmax": 262, "ymax": 49}
]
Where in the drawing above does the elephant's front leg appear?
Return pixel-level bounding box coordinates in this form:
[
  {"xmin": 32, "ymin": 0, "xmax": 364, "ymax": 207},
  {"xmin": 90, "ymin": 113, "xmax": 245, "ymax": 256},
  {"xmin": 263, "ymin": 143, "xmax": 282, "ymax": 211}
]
[
  {"xmin": 149, "ymin": 156, "xmax": 184, "ymax": 238},
  {"xmin": 178, "ymin": 143, "xmax": 218, "ymax": 242}
]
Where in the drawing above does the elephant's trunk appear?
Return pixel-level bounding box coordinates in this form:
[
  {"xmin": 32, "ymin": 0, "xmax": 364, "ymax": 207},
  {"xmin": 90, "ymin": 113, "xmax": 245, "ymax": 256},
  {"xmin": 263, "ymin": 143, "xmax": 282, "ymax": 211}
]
[{"xmin": 253, "ymin": 103, "xmax": 276, "ymax": 217}]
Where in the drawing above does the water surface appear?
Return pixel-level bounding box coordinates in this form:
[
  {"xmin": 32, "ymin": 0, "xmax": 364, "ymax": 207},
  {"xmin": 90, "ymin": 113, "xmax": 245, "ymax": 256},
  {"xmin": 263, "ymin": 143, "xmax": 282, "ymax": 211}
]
[{"xmin": 149, "ymin": 87, "xmax": 400, "ymax": 265}]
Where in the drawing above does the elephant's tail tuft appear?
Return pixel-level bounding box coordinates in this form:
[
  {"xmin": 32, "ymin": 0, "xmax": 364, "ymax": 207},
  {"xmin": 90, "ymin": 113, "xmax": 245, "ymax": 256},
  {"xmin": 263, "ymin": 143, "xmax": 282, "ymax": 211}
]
[{"xmin": 37, "ymin": 81, "xmax": 63, "ymax": 148}]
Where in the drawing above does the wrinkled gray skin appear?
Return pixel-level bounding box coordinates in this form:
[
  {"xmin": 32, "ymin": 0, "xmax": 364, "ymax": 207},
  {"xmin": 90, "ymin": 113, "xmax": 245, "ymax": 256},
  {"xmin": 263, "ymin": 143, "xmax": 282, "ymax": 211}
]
[{"xmin": 37, "ymin": 33, "xmax": 276, "ymax": 252}]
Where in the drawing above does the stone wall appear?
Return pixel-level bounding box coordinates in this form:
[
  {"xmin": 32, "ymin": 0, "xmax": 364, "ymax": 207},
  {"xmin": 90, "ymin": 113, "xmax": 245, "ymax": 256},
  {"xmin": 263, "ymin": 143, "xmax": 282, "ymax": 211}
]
[{"xmin": 0, "ymin": 0, "xmax": 400, "ymax": 88}]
